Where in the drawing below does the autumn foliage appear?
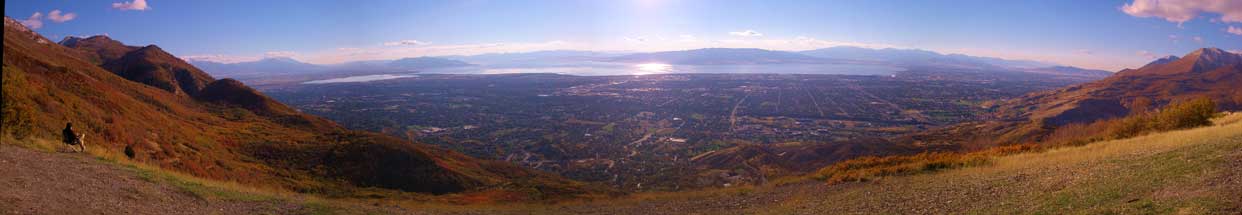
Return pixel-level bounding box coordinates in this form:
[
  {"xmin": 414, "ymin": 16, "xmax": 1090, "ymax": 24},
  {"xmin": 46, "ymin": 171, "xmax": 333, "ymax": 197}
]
[
  {"xmin": 815, "ymin": 98, "xmax": 1221, "ymax": 185},
  {"xmin": 1046, "ymin": 97, "xmax": 1218, "ymax": 146}
]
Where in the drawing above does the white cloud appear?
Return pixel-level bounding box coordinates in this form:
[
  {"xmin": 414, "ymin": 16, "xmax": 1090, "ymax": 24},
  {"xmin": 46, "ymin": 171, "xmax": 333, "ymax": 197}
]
[
  {"xmin": 47, "ymin": 10, "xmax": 77, "ymax": 23},
  {"xmin": 1121, "ymin": 0, "xmax": 1242, "ymax": 24},
  {"xmin": 382, "ymin": 40, "xmax": 428, "ymax": 46},
  {"xmin": 1075, "ymin": 49, "xmax": 1095, "ymax": 55},
  {"xmin": 264, "ymin": 51, "xmax": 299, "ymax": 58},
  {"xmin": 112, "ymin": 0, "xmax": 150, "ymax": 11},
  {"xmin": 622, "ymin": 36, "xmax": 649, "ymax": 43},
  {"xmin": 1228, "ymin": 26, "xmax": 1242, "ymax": 35},
  {"xmin": 1193, "ymin": 36, "xmax": 1204, "ymax": 43},
  {"xmin": 1136, "ymin": 50, "xmax": 1159, "ymax": 58},
  {"xmin": 19, "ymin": 12, "xmax": 43, "ymax": 29},
  {"xmin": 729, "ymin": 30, "xmax": 763, "ymax": 37},
  {"xmin": 16, "ymin": 10, "xmax": 76, "ymax": 29}
]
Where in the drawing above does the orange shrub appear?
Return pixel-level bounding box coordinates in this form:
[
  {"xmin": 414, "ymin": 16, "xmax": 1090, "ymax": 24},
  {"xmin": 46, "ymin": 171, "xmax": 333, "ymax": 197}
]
[
  {"xmin": 1046, "ymin": 97, "xmax": 1219, "ymax": 146},
  {"xmin": 1152, "ymin": 97, "xmax": 1216, "ymax": 130}
]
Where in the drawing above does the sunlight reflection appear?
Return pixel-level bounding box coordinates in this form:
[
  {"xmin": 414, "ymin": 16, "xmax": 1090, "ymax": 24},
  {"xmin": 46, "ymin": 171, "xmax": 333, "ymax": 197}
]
[{"xmin": 634, "ymin": 63, "xmax": 673, "ymax": 75}]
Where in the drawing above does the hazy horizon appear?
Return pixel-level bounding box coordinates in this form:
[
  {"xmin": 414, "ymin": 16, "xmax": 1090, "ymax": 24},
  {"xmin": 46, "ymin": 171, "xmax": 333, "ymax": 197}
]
[{"xmin": 6, "ymin": 0, "xmax": 1242, "ymax": 71}]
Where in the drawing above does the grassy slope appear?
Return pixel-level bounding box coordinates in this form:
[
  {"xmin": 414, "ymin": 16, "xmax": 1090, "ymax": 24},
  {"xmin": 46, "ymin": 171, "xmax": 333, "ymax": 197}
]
[
  {"xmin": 759, "ymin": 112, "xmax": 1242, "ymax": 214},
  {"xmin": 0, "ymin": 138, "xmax": 391, "ymax": 215}
]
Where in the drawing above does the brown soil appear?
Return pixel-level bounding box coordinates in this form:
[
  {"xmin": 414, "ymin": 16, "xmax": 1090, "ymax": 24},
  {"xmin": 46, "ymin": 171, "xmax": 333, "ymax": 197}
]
[{"xmin": 0, "ymin": 145, "xmax": 303, "ymax": 215}]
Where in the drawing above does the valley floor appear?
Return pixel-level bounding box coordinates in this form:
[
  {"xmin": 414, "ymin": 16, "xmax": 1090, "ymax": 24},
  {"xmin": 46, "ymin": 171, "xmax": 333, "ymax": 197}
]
[{"xmin": 3, "ymin": 115, "xmax": 1241, "ymax": 214}]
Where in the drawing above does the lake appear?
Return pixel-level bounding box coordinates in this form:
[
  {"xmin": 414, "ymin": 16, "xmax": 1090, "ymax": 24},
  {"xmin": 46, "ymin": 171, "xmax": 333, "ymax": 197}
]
[{"xmin": 301, "ymin": 63, "xmax": 904, "ymax": 84}]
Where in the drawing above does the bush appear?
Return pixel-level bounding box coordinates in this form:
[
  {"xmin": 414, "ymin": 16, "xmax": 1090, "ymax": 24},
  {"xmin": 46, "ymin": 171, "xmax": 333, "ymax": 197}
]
[
  {"xmin": 1152, "ymin": 97, "xmax": 1216, "ymax": 130},
  {"xmin": 2, "ymin": 66, "xmax": 36, "ymax": 140},
  {"xmin": 1046, "ymin": 97, "xmax": 1221, "ymax": 146},
  {"xmin": 1106, "ymin": 97, "xmax": 1216, "ymax": 139},
  {"xmin": 1104, "ymin": 113, "xmax": 1152, "ymax": 139},
  {"xmin": 1, "ymin": 99, "xmax": 35, "ymax": 139}
]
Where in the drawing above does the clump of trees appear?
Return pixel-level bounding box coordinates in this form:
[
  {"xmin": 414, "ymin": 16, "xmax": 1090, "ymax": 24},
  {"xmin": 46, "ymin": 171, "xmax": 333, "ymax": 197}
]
[
  {"xmin": 1046, "ymin": 97, "xmax": 1219, "ymax": 146},
  {"xmin": 1105, "ymin": 97, "xmax": 1217, "ymax": 139}
]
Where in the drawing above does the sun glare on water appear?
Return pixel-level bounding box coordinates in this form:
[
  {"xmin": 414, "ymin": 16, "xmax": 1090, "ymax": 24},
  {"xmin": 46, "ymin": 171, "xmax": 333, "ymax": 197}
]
[{"xmin": 634, "ymin": 63, "xmax": 672, "ymax": 75}]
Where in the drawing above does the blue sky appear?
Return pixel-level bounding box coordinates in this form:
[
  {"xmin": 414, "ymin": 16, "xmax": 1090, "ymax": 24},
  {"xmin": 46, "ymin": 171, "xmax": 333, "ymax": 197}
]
[{"xmin": 5, "ymin": 0, "xmax": 1242, "ymax": 71}]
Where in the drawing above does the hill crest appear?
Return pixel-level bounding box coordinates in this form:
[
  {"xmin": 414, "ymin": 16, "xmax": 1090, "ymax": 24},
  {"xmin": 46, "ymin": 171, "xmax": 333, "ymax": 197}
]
[
  {"xmin": 58, "ymin": 35, "xmax": 137, "ymax": 64},
  {"xmin": 911, "ymin": 47, "xmax": 1242, "ymax": 146},
  {"xmin": 100, "ymin": 44, "xmax": 216, "ymax": 95}
]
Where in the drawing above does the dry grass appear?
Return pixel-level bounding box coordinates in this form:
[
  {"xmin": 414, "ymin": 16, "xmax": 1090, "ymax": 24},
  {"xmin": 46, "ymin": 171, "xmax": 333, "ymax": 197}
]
[
  {"xmin": 810, "ymin": 143, "xmax": 1042, "ymax": 184},
  {"xmin": 0, "ymin": 137, "xmax": 407, "ymax": 214},
  {"xmin": 1045, "ymin": 98, "xmax": 1220, "ymax": 146},
  {"xmin": 3, "ymin": 136, "xmax": 61, "ymax": 152},
  {"xmin": 977, "ymin": 112, "xmax": 1240, "ymax": 176},
  {"xmin": 1214, "ymin": 111, "xmax": 1242, "ymax": 126},
  {"xmin": 4, "ymin": 136, "xmax": 293, "ymax": 201},
  {"xmin": 965, "ymin": 113, "xmax": 1242, "ymax": 213},
  {"xmin": 765, "ymin": 112, "xmax": 1242, "ymax": 214},
  {"xmin": 94, "ymin": 146, "xmax": 291, "ymax": 201}
]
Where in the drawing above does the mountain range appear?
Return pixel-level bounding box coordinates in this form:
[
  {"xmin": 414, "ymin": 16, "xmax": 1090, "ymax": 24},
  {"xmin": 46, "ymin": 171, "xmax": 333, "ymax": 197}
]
[
  {"xmin": 799, "ymin": 46, "xmax": 1055, "ymax": 68},
  {"xmin": 904, "ymin": 47, "xmax": 1242, "ymax": 148},
  {"xmin": 192, "ymin": 57, "xmax": 321, "ymax": 76},
  {"xmin": 1013, "ymin": 47, "xmax": 1242, "ymax": 126},
  {"xmin": 443, "ymin": 50, "xmax": 626, "ymax": 65},
  {"xmin": 606, "ymin": 48, "xmax": 833, "ymax": 65},
  {"xmin": 190, "ymin": 56, "xmax": 475, "ymax": 80},
  {"xmin": 186, "ymin": 46, "xmax": 1110, "ymax": 82}
]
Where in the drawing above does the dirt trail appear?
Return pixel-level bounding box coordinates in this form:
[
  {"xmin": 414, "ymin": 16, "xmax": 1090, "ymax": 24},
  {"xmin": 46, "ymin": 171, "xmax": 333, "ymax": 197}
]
[{"xmin": 0, "ymin": 145, "xmax": 303, "ymax": 215}]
